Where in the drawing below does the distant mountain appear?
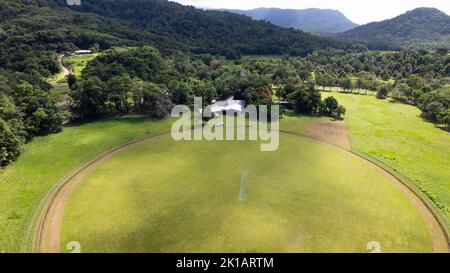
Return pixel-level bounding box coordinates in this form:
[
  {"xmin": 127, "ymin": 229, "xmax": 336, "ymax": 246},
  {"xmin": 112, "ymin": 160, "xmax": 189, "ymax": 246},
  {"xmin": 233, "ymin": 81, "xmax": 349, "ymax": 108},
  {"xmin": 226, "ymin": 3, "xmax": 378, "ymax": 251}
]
[
  {"xmin": 52, "ymin": 0, "xmax": 355, "ymax": 57},
  {"xmin": 339, "ymin": 8, "xmax": 450, "ymax": 50},
  {"xmin": 225, "ymin": 8, "xmax": 359, "ymax": 34}
]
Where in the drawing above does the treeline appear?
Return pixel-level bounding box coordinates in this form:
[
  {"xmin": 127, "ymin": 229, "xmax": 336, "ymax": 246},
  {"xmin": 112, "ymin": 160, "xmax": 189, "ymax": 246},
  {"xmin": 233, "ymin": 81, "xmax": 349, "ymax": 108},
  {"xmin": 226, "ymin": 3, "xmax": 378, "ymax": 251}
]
[
  {"xmin": 310, "ymin": 49, "xmax": 450, "ymax": 128},
  {"xmin": 237, "ymin": 49, "xmax": 450, "ymax": 128},
  {"xmin": 0, "ymin": 70, "xmax": 64, "ymax": 166},
  {"xmin": 69, "ymin": 46, "xmax": 347, "ymax": 127}
]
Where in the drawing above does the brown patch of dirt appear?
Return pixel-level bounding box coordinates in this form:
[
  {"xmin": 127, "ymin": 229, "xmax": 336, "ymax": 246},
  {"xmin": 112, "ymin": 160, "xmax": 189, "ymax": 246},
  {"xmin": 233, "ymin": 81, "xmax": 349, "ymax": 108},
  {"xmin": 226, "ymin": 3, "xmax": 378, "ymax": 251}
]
[{"xmin": 303, "ymin": 119, "xmax": 351, "ymax": 150}]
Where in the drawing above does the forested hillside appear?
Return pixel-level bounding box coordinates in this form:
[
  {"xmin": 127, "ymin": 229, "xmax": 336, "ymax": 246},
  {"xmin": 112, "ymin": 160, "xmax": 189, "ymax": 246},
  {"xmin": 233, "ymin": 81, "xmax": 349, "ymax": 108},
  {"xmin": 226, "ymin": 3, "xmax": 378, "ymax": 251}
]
[
  {"xmin": 339, "ymin": 8, "xmax": 450, "ymax": 50},
  {"xmin": 0, "ymin": 0, "xmax": 357, "ymax": 166},
  {"xmin": 0, "ymin": 0, "xmax": 180, "ymax": 76},
  {"xmin": 1, "ymin": 0, "xmax": 449, "ymax": 167},
  {"xmin": 227, "ymin": 8, "xmax": 359, "ymax": 34},
  {"xmin": 54, "ymin": 0, "xmax": 356, "ymax": 58},
  {"xmin": 0, "ymin": 0, "xmax": 174, "ymax": 166}
]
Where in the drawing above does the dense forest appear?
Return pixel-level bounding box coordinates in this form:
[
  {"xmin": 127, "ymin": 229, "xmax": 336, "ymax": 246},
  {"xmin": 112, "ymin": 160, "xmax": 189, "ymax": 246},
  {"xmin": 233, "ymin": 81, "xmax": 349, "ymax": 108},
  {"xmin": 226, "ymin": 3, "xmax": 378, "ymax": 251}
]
[
  {"xmin": 0, "ymin": 0, "xmax": 166, "ymax": 166},
  {"xmin": 56, "ymin": 0, "xmax": 357, "ymax": 58},
  {"xmin": 0, "ymin": 0, "xmax": 358, "ymax": 166}
]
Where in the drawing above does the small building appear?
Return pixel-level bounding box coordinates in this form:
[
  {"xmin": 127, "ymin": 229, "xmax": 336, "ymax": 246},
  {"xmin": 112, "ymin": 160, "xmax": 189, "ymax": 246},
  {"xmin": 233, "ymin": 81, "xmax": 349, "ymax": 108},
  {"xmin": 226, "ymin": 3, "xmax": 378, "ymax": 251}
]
[
  {"xmin": 74, "ymin": 50, "xmax": 92, "ymax": 55},
  {"xmin": 210, "ymin": 98, "xmax": 245, "ymax": 116}
]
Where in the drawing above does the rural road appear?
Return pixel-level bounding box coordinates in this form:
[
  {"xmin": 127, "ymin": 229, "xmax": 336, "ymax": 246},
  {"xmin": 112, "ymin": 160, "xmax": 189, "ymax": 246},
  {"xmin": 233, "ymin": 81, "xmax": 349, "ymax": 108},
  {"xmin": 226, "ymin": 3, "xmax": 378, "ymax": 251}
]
[
  {"xmin": 32, "ymin": 132, "xmax": 450, "ymax": 253},
  {"xmin": 58, "ymin": 55, "xmax": 72, "ymax": 76}
]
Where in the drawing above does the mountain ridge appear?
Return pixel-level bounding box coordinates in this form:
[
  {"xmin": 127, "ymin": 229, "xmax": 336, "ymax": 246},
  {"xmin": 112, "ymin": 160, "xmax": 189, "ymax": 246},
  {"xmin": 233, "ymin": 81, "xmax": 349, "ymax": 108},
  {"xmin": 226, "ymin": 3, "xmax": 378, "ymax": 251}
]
[
  {"xmin": 224, "ymin": 7, "xmax": 359, "ymax": 34},
  {"xmin": 53, "ymin": 0, "xmax": 354, "ymax": 57},
  {"xmin": 339, "ymin": 7, "xmax": 450, "ymax": 50}
]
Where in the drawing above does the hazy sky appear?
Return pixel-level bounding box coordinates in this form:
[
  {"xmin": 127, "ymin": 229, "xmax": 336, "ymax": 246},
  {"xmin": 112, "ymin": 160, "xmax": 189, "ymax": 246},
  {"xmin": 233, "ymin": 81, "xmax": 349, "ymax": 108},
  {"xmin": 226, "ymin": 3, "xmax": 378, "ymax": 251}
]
[{"xmin": 171, "ymin": 0, "xmax": 450, "ymax": 25}]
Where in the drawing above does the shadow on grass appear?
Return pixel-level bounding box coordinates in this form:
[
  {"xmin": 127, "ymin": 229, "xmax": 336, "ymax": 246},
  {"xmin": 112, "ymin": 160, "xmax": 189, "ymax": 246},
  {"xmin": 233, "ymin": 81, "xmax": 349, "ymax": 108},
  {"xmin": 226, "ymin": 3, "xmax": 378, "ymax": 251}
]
[
  {"xmin": 65, "ymin": 115, "xmax": 163, "ymax": 128},
  {"xmin": 283, "ymin": 111, "xmax": 344, "ymax": 122}
]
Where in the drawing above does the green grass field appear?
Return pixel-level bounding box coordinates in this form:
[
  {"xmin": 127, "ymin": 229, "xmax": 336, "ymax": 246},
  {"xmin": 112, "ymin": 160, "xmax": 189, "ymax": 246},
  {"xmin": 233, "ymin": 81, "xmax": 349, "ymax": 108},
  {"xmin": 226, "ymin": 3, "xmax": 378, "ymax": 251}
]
[
  {"xmin": 47, "ymin": 69, "xmax": 67, "ymax": 87},
  {"xmin": 324, "ymin": 93, "xmax": 450, "ymax": 227},
  {"xmin": 0, "ymin": 112, "xmax": 313, "ymax": 252},
  {"xmin": 0, "ymin": 116, "xmax": 173, "ymax": 252},
  {"xmin": 60, "ymin": 134, "xmax": 432, "ymax": 253},
  {"xmin": 63, "ymin": 54, "xmax": 98, "ymax": 77},
  {"xmin": 0, "ymin": 91, "xmax": 448, "ymax": 252}
]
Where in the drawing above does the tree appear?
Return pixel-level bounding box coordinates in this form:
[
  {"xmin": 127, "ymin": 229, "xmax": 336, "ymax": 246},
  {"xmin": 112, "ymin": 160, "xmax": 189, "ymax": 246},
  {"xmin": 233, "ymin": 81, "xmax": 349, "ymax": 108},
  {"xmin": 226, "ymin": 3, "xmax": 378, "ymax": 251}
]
[
  {"xmin": 331, "ymin": 105, "xmax": 346, "ymax": 119},
  {"xmin": 418, "ymin": 90, "xmax": 449, "ymax": 122},
  {"xmin": 319, "ymin": 96, "xmax": 346, "ymax": 119},
  {"xmin": 281, "ymin": 77, "xmax": 303, "ymax": 98},
  {"xmin": 214, "ymin": 72, "xmax": 238, "ymax": 99},
  {"xmin": 133, "ymin": 82, "xmax": 172, "ymax": 118},
  {"xmin": 355, "ymin": 78, "xmax": 366, "ymax": 92},
  {"xmin": 13, "ymin": 82, "xmax": 64, "ymax": 136},
  {"xmin": 0, "ymin": 118, "xmax": 22, "ymax": 166},
  {"xmin": 70, "ymin": 76, "xmax": 108, "ymax": 120},
  {"xmin": 192, "ymin": 80, "xmax": 217, "ymax": 106},
  {"xmin": 322, "ymin": 96, "xmax": 338, "ymax": 114},
  {"xmin": 341, "ymin": 77, "xmax": 353, "ymax": 92},
  {"xmin": 67, "ymin": 74, "xmax": 77, "ymax": 90},
  {"xmin": 287, "ymin": 85, "xmax": 322, "ymax": 114},
  {"xmin": 168, "ymin": 80, "xmax": 193, "ymax": 105},
  {"xmin": 391, "ymin": 83, "xmax": 411, "ymax": 103},
  {"xmin": 437, "ymin": 109, "xmax": 450, "ymax": 130},
  {"xmin": 376, "ymin": 86, "xmax": 389, "ymax": 99},
  {"xmin": 107, "ymin": 74, "xmax": 132, "ymax": 114}
]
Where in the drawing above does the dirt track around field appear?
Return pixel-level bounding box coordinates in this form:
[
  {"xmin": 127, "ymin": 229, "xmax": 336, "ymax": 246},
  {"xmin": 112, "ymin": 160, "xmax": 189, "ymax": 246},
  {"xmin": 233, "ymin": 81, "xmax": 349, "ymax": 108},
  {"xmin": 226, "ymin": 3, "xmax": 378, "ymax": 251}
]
[{"xmin": 34, "ymin": 131, "xmax": 449, "ymax": 253}]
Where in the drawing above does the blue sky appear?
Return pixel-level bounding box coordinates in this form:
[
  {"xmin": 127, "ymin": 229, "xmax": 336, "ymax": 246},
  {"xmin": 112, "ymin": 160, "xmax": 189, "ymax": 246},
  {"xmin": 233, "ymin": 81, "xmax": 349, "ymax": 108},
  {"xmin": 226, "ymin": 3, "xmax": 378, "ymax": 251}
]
[{"xmin": 171, "ymin": 0, "xmax": 450, "ymax": 24}]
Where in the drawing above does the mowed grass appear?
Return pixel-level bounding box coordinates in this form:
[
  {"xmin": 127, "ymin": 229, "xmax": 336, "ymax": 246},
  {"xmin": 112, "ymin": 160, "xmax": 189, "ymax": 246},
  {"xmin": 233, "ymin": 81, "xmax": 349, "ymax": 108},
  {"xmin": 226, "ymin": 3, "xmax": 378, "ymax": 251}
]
[
  {"xmin": 61, "ymin": 135, "xmax": 432, "ymax": 253},
  {"xmin": 325, "ymin": 93, "xmax": 450, "ymax": 226},
  {"xmin": 0, "ymin": 116, "xmax": 174, "ymax": 252},
  {"xmin": 63, "ymin": 54, "xmax": 98, "ymax": 77},
  {"xmin": 0, "ymin": 110, "xmax": 315, "ymax": 252}
]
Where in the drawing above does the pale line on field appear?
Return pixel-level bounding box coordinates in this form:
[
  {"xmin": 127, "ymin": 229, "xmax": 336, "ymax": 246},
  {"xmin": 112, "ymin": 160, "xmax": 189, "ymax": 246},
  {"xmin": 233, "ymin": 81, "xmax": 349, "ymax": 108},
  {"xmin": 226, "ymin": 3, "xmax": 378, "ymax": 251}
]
[{"xmin": 239, "ymin": 170, "xmax": 249, "ymax": 202}]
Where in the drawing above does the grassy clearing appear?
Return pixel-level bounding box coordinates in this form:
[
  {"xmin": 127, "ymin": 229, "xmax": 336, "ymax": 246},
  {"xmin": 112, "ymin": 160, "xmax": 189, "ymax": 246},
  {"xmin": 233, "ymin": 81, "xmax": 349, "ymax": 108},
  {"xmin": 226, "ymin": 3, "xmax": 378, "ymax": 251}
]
[
  {"xmin": 325, "ymin": 92, "xmax": 450, "ymax": 226},
  {"xmin": 61, "ymin": 134, "xmax": 431, "ymax": 253},
  {"xmin": 63, "ymin": 54, "xmax": 98, "ymax": 77},
  {"xmin": 47, "ymin": 69, "xmax": 67, "ymax": 87},
  {"xmin": 0, "ymin": 116, "xmax": 173, "ymax": 252}
]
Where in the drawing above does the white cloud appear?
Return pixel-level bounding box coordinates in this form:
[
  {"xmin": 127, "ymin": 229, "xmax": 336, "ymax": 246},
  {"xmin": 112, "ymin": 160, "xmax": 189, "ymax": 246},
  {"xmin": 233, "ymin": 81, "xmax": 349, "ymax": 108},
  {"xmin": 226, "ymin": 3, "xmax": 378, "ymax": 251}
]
[{"xmin": 171, "ymin": 0, "xmax": 450, "ymax": 24}]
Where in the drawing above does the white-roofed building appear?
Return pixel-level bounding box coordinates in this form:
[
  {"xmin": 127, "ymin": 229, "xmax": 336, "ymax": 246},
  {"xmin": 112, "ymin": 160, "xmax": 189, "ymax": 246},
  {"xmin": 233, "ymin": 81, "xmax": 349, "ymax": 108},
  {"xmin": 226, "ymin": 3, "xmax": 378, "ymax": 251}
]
[
  {"xmin": 74, "ymin": 50, "xmax": 92, "ymax": 55},
  {"xmin": 210, "ymin": 97, "xmax": 245, "ymax": 115}
]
